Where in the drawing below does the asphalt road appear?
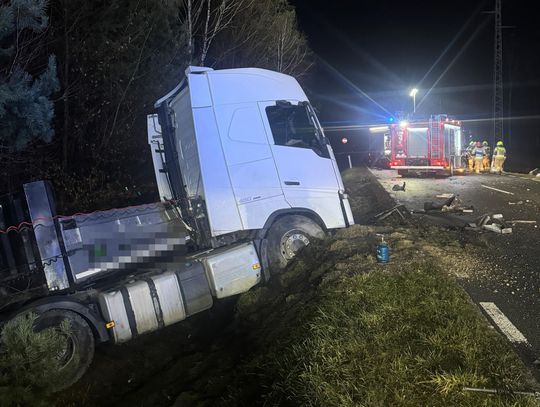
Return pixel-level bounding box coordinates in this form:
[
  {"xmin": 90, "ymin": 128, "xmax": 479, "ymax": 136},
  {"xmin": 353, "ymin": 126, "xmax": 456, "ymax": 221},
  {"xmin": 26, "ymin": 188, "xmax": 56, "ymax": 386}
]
[{"xmin": 370, "ymin": 168, "xmax": 540, "ymax": 372}]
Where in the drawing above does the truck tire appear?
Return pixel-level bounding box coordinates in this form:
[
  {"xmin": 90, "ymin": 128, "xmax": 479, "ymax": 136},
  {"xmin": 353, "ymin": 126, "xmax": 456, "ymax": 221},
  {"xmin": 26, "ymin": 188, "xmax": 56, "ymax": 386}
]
[
  {"xmin": 265, "ymin": 215, "xmax": 325, "ymax": 273},
  {"xmin": 35, "ymin": 309, "xmax": 95, "ymax": 391}
]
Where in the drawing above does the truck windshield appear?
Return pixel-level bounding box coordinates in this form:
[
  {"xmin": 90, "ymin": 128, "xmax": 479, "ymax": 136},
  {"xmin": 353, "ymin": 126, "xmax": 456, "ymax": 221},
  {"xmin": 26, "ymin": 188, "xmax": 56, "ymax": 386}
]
[{"xmin": 266, "ymin": 102, "xmax": 329, "ymax": 158}]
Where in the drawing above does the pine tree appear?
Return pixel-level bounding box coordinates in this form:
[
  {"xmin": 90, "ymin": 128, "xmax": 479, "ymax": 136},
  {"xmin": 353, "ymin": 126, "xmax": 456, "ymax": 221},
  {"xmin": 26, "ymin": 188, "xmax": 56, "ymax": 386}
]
[
  {"xmin": 0, "ymin": 0, "xmax": 59, "ymax": 150},
  {"xmin": 0, "ymin": 313, "xmax": 70, "ymax": 406}
]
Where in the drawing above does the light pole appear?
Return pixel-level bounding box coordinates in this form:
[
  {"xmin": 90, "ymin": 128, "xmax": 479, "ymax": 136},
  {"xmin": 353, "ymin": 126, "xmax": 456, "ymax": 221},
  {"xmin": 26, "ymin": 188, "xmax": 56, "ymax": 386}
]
[{"xmin": 409, "ymin": 88, "xmax": 418, "ymax": 113}]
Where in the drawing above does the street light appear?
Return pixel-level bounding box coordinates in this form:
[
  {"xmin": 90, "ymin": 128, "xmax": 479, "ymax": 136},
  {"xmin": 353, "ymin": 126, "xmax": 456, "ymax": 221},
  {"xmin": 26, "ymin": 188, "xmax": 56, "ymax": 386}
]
[{"xmin": 409, "ymin": 88, "xmax": 418, "ymax": 113}]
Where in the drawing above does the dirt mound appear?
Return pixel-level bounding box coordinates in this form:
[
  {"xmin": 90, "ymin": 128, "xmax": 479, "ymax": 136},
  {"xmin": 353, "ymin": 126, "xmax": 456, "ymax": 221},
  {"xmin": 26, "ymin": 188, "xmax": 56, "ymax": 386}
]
[{"xmin": 341, "ymin": 167, "xmax": 395, "ymax": 223}]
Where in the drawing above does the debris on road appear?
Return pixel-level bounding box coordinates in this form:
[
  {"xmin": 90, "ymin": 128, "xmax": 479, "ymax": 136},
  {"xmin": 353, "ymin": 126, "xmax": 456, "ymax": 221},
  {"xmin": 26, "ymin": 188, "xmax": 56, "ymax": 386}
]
[
  {"xmin": 375, "ymin": 204, "xmax": 410, "ymax": 222},
  {"xmin": 483, "ymin": 224, "xmax": 512, "ymax": 234},
  {"xmin": 392, "ymin": 182, "xmax": 406, "ymax": 191},
  {"xmin": 436, "ymin": 193, "xmax": 455, "ymax": 199},
  {"xmin": 423, "ymin": 195, "xmax": 474, "ymax": 213},
  {"xmin": 477, "ymin": 214, "xmax": 491, "ymax": 227},
  {"xmin": 508, "ymin": 201, "xmax": 524, "ymax": 205},
  {"xmin": 529, "ymin": 168, "xmax": 539, "ymax": 176},
  {"xmin": 482, "ymin": 184, "xmax": 515, "ymax": 195},
  {"xmin": 424, "ymin": 196, "xmax": 455, "ymax": 211},
  {"xmin": 466, "ymin": 213, "xmax": 513, "ymax": 234}
]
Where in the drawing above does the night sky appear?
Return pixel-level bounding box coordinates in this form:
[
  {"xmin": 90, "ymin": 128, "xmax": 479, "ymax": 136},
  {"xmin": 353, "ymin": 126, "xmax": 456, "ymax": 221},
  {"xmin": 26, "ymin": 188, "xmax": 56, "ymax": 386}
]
[{"xmin": 290, "ymin": 0, "xmax": 540, "ymax": 171}]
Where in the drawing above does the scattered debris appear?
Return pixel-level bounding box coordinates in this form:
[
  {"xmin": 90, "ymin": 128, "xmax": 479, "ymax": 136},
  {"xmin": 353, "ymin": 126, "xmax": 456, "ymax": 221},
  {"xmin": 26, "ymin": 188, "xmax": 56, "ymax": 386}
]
[
  {"xmin": 424, "ymin": 196, "xmax": 455, "ymax": 211},
  {"xmin": 423, "ymin": 195, "xmax": 474, "ymax": 214},
  {"xmin": 436, "ymin": 193, "xmax": 455, "ymax": 199},
  {"xmin": 482, "ymin": 224, "xmax": 512, "ymax": 234},
  {"xmin": 508, "ymin": 220, "xmax": 537, "ymax": 225},
  {"xmin": 508, "ymin": 201, "xmax": 523, "ymax": 205},
  {"xmin": 529, "ymin": 168, "xmax": 539, "ymax": 176},
  {"xmin": 477, "ymin": 214, "xmax": 491, "ymax": 227},
  {"xmin": 483, "ymin": 224, "xmax": 504, "ymax": 234},
  {"xmin": 465, "ymin": 213, "xmax": 513, "ymax": 234},
  {"xmin": 375, "ymin": 204, "xmax": 410, "ymax": 221},
  {"xmin": 392, "ymin": 182, "xmax": 406, "ymax": 191},
  {"xmin": 481, "ymin": 184, "xmax": 514, "ymax": 195}
]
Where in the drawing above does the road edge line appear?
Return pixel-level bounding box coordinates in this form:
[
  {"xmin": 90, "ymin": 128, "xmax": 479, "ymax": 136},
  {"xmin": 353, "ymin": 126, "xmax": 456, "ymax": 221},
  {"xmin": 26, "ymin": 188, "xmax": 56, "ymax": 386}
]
[{"xmin": 479, "ymin": 302, "xmax": 529, "ymax": 345}]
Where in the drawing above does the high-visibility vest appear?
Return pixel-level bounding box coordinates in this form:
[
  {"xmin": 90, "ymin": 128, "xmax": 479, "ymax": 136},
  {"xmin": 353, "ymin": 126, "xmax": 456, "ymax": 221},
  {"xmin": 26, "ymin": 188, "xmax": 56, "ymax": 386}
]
[
  {"xmin": 494, "ymin": 146, "xmax": 506, "ymax": 157},
  {"xmin": 474, "ymin": 147, "xmax": 484, "ymax": 159}
]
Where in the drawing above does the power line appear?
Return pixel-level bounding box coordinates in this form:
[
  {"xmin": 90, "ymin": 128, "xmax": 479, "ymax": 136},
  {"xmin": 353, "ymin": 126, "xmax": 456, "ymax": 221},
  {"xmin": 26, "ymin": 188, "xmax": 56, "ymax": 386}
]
[{"xmin": 493, "ymin": 0, "xmax": 503, "ymax": 146}]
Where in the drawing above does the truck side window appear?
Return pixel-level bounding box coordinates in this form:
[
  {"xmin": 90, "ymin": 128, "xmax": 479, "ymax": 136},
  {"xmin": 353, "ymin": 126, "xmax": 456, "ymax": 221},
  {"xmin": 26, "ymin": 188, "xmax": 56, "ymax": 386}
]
[{"xmin": 266, "ymin": 103, "xmax": 329, "ymax": 157}]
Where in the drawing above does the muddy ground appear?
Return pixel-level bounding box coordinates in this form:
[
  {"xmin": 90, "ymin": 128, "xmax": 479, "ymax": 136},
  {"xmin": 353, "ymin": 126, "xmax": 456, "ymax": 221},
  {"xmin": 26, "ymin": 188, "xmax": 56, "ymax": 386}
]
[{"xmin": 52, "ymin": 167, "xmax": 538, "ymax": 406}]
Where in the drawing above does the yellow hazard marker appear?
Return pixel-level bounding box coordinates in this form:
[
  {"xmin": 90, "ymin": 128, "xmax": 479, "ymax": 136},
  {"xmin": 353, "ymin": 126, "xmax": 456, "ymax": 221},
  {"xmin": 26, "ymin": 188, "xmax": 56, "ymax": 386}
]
[{"xmin": 105, "ymin": 321, "xmax": 116, "ymax": 329}]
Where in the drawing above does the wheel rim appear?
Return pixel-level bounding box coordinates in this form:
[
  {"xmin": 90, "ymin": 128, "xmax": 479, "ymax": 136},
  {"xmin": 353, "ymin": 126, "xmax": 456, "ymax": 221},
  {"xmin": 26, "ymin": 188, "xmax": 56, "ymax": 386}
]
[
  {"xmin": 280, "ymin": 230, "xmax": 310, "ymax": 260},
  {"xmin": 56, "ymin": 331, "xmax": 77, "ymax": 369}
]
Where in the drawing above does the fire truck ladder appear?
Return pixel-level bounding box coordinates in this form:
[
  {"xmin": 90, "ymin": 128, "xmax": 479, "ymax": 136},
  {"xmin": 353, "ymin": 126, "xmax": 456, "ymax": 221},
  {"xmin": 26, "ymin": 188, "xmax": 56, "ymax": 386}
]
[{"xmin": 429, "ymin": 117, "xmax": 442, "ymax": 160}]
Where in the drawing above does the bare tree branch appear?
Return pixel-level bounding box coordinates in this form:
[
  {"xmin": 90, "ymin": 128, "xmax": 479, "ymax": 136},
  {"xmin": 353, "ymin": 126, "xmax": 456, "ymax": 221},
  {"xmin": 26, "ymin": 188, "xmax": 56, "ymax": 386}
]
[{"xmin": 104, "ymin": 25, "xmax": 154, "ymax": 148}]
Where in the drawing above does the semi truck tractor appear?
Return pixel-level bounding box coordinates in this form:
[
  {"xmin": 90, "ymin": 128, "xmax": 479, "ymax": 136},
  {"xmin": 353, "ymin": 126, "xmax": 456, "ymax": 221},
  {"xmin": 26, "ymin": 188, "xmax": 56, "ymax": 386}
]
[{"xmin": 0, "ymin": 66, "xmax": 354, "ymax": 388}]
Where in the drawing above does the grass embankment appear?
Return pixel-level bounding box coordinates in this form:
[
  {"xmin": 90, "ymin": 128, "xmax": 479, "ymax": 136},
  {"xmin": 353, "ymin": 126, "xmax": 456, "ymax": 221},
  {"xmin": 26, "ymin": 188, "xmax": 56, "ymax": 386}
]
[{"xmin": 220, "ymin": 169, "xmax": 539, "ymax": 407}]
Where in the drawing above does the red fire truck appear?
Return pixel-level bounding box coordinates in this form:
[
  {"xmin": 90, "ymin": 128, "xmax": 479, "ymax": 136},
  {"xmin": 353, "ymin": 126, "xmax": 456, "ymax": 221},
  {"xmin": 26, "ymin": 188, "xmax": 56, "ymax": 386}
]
[{"xmin": 388, "ymin": 114, "xmax": 465, "ymax": 176}]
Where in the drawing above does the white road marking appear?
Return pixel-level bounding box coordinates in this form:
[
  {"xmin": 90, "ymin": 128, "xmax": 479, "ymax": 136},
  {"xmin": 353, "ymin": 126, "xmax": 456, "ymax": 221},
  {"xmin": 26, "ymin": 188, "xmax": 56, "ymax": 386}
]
[
  {"xmin": 479, "ymin": 302, "xmax": 529, "ymax": 344},
  {"xmin": 481, "ymin": 184, "xmax": 515, "ymax": 195}
]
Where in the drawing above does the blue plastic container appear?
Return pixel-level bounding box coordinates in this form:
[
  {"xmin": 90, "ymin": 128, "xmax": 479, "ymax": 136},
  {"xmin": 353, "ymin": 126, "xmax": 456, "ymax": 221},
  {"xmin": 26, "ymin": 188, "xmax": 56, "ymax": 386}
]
[{"xmin": 376, "ymin": 242, "xmax": 390, "ymax": 264}]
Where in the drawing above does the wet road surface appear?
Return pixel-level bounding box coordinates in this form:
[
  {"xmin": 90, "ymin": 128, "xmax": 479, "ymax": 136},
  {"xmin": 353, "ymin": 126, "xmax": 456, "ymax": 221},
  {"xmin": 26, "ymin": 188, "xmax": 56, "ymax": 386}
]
[{"xmin": 371, "ymin": 168, "xmax": 540, "ymax": 371}]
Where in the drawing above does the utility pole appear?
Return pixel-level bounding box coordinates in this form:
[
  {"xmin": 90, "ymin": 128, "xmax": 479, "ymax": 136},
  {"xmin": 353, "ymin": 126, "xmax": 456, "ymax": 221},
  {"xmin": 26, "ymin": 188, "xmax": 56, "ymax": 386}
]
[{"xmin": 493, "ymin": 0, "xmax": 503, "ymax": 147}]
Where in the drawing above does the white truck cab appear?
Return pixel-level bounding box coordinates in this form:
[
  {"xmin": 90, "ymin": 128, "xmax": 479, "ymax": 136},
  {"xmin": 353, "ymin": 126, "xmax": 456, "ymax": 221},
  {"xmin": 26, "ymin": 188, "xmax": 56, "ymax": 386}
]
[
  {"xmin": 148, "ymin": 66, "xmax": 354, "ymax": 268},
  {"xmin": 0, "ymin": 67, "xmax": 355, "ymax": 389}
]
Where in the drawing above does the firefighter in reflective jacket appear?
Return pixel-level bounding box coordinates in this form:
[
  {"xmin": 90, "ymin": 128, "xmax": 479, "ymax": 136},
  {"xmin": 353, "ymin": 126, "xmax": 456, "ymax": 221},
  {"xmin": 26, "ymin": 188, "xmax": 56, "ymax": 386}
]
[
  {"xmin": 482, "ymin": 141, "xmax": 491, "ymax": 172},
  {"xmin": 474, "ymin": 141, "xmax": 484, "ymax": 174},
  {"xmin": 467, "ymin": 141, "xmax": 475, "ymax": 171},
  {"xmin": 493, "ymin": 141, "xmax": 506, "ymax": 174}
]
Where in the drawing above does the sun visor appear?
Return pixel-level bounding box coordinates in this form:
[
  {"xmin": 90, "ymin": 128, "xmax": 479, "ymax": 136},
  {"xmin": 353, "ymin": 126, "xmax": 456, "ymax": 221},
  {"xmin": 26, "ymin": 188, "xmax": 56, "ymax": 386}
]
[{"xmin": 187, "ymin": 72, "xmax": 213, "ymax": 108}]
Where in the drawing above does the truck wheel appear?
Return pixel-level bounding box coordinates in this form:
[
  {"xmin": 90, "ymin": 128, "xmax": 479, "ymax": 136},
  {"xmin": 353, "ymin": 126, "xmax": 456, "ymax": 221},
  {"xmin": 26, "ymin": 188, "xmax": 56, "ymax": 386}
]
[
  {"xmin": 265, "ymin": 215, "xmax": 325, "ymax": 273},
  {"xmin": 35, "ymin": 309, "xmax": 95, "ymax": 391}
]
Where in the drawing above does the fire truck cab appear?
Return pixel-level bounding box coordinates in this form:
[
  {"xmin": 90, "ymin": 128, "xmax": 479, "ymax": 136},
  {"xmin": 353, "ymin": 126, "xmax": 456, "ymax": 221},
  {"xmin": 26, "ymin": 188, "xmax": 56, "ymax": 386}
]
[{"xmin": 389, "ymin": 115, "xmax": 464, "ymax": 177}]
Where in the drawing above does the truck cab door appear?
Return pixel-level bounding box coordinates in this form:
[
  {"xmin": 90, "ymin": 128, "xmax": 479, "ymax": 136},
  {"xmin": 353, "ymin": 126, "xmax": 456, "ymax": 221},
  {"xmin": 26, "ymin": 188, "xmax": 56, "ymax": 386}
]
[{"xmin": 258, "ymin": 100, "xmax": 349, "ymax": 229}]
